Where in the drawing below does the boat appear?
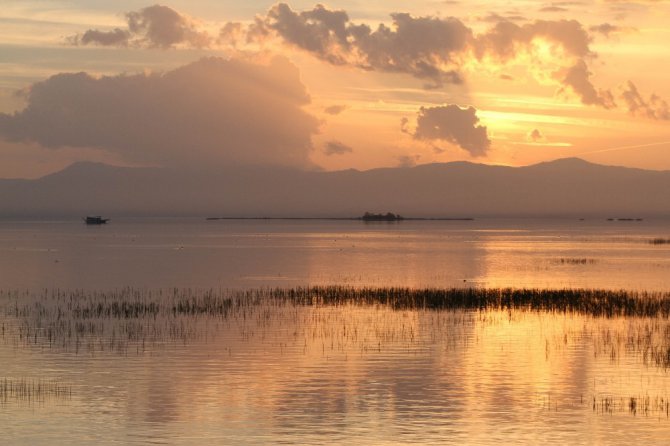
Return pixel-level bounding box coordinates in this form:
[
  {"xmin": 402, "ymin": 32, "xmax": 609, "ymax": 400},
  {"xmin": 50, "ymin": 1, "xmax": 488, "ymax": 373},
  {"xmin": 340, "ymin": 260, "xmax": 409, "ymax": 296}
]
[{"xmin": 84, "ymin": 216, "xmax": 109, "ymax": 225}]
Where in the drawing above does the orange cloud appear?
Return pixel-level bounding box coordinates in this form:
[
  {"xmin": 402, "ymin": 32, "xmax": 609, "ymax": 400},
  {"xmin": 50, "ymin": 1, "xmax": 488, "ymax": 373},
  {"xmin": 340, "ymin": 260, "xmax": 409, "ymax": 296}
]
[
  {"xmin": 69, "ymin": 4, "xmax": 211, "ymax": 49},
  {"xmin": 0, "ymin": 57, "xmax": 320, "ymax": 169},
  {"xmin": 411, "ymin": 105, "xmax": 491, "ymax": 157}
]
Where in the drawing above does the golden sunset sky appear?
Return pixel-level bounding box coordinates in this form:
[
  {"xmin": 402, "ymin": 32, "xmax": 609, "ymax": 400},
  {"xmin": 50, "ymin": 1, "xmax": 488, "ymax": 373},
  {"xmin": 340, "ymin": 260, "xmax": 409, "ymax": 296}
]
[{"xmin": 0, "ymin": 0, "xmax": 669, "ymax": 178}]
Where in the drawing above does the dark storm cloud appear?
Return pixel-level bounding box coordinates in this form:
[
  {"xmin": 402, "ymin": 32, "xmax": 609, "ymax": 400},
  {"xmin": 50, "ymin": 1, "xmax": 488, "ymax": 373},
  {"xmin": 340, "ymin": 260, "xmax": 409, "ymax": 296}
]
[
  {"xmin": 323, "ymin": 140, "xmax": 353, "ymax": 155},
  {"xmin": 69, "ymin": 4, "xmax": 211, "ymax": 49},
  {"xmin": 0, "ymin": 57, "xmax": 320, "ymax": 168},
  {"xmin": 411, "ymin": 105, "xmax": 491, "ymax": 157}
]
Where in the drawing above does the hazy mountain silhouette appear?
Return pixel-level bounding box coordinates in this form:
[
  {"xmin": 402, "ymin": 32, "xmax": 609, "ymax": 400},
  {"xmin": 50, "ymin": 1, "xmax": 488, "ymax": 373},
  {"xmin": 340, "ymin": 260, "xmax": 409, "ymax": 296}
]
[{"xmin": 1, "ymin": 158, "xmax": 668, "ymax": 218}]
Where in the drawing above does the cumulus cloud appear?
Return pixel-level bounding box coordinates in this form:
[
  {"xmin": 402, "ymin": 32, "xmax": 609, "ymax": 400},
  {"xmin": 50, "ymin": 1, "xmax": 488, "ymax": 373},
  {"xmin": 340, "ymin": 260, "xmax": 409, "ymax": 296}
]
[
  {"xmin": 475, "ymin": 19, "xmax": 592, "ymax": 62},
  {"xmin": 230, "ymin": 4, "xmax": 613, "ymax": 106},
  {"xmin": 559, "ymin": 60, "xmax": 615, "ymax": 108},
  {"xmin": 77, "ymin": 28, "xmax": 131, "ymax": 46},
  {"xmin": 255, "ymin": 3, "xmax": 471, "ymax": 87},
  {"xmin": 476, "ymin": 19, "xmax": 617, "ymax": 108},
  {"xmin": 323, "ymin": 140, "xmax": 353, "ymax": 155},
  {"xmin": 0, "ymin": 57, "xmax": 320, "ymax": 168},
  {"xmin": 66, "ymin": 3, "xmax": 654, "ymax": 118},
  {"xmin": 69, "ymin": 4, "xmax": 211, "ymax": 49},
  {"xmin": 620, "ymin": 81, "xmax": 669, "ymax": 120},
  {"xmin": 410, "ymin": 105, "xmax": 491, "ymax": 157},
  {"xmin": 264, "ymin": 3, "xmax": 351, "ymax": 64}
]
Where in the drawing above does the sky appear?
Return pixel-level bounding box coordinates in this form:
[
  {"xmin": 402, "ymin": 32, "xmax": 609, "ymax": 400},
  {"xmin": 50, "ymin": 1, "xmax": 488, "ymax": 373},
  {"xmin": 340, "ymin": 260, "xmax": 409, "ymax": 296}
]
[{"xmin": 0, "ymin": 0, "xmax": 669, "ymax": 178}]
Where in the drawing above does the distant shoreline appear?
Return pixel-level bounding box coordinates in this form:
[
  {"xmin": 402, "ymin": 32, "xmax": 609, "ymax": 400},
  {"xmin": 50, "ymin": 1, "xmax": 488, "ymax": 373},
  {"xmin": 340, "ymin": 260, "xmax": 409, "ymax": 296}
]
[{"xmin": 205, "ymin": 217, "xmax": 475, "ymax": 221}]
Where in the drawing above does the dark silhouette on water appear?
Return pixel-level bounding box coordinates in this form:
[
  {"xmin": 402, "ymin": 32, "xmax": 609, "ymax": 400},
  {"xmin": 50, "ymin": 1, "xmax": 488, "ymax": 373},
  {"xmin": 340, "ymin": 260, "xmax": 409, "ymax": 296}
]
[
  {"xmin": 359, "ymin": 212, "xmax": 404, "ymax": 221},
  {"xmin": 84, "ymin": 216, "xmax": 109, "ymax": 225},
  {"xmin": 206, "ymin": 213, "xmax": 472, "ymax": 221}
]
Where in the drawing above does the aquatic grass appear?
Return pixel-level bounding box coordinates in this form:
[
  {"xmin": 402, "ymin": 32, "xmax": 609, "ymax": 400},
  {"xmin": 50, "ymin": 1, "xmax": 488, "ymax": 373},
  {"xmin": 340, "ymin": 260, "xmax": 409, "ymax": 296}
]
[
  {"xmin": 282, "ymin": 286, "xmax": 670, "ymax": 318},
  {"xmin": 0, "ymin": 378, "xmax": 71, "ymax": 403},
  {"xmin": 4, "ymin": 287, "xmax": 670, "ymax": 370},
  {"xmin": 7, "ymin": 286, "xmax": 670, "ymax": 320},
  {"xmin": 650, "ymin": 238, "xmax": 670, "ymax": 245},
  {"xmin": 591, "ymin": 394, "xmax": 670, "ymax": 416},
  {"xmin": 4, "ymin": 288, "xmax": 670, "ymax": 416},
  {"xmin": 4, "ymin": 287, "xmax": 670, "ymax": 340}
]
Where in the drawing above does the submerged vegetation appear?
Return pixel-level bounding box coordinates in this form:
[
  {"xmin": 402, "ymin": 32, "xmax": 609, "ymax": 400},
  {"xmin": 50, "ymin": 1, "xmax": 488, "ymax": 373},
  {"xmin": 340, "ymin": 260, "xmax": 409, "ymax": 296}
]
[{"xmin": 650, "ymin": 238, "xmax": 670, "ymax": 245}]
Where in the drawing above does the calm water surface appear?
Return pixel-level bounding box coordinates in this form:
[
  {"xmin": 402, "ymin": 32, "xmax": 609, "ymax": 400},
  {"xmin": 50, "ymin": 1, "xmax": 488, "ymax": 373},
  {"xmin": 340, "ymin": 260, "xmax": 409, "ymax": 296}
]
[
  {"xmin": 0, "ymin": 217, "xmax": 669, "ymax": 290},
  {"xmin": 2, "ymin": 218, "xmax": 670, "ymax": 444}
]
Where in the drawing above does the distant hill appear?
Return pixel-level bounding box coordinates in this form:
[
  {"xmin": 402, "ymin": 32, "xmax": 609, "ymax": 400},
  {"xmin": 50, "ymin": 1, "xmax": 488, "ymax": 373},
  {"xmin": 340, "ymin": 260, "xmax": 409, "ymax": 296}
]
[{"xmin": 0, "ymin": 158, "xmax": 668, "ymax": 218}]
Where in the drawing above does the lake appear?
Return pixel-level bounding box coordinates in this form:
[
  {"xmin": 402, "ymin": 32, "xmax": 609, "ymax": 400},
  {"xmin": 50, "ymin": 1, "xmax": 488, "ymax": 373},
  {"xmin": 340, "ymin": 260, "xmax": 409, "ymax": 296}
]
[
  {"xmin": 1, "ymin": 218, "xmax": 670, "ymax": 445},
  {"xmin": 1, "ymin": 217, "xmax": 669, "ymax": 290}
]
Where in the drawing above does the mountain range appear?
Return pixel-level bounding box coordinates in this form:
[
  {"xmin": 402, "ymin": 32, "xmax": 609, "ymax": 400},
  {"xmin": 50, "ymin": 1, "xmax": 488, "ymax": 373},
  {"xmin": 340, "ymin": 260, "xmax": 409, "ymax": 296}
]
[{"xmin": 1, "ymin": 158, "xmax": 668, "ymax": 218}]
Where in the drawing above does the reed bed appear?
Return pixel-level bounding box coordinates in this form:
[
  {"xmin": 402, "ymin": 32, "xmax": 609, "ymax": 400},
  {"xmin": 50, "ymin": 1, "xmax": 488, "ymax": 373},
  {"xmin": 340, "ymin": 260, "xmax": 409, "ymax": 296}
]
[
  {"xmin": 0, "ymin": 378, "xmax": 71, "ymax": 403},
  {"xmin": 3, "ymin": 287, "xmax": 670, "ymax": 364},
  {"xmin": 592, "ymin": 394, "xmax": 670, "ymax": 416},
  {"xmin": 279, "ymin": 286, "xmax": 670, "ymax": 317},
  {"xmin": 3, "ymin": 287, "xmax": 670, "ymax": 416},
  {"xmin": 4, "ymin": 286, "xmax": 670, "ymax": 320}
]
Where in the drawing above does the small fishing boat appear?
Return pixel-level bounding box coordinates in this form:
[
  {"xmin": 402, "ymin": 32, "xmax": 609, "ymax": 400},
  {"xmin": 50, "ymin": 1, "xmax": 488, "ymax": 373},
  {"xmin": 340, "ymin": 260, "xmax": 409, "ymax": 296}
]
[{"xmin": 84, "ymin": 216, "xmax": 109, "ymax": 225}]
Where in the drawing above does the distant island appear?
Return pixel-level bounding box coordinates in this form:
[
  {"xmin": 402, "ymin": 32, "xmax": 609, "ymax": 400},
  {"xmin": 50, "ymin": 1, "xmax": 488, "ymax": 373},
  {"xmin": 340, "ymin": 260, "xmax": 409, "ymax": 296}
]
[
  {"xmin": 205, "ymin": 213, "xmax": 473, "ymax": 221},
  {"xmin": 359, "ymin": 212, "xmax": 404, "ymax": 221}
]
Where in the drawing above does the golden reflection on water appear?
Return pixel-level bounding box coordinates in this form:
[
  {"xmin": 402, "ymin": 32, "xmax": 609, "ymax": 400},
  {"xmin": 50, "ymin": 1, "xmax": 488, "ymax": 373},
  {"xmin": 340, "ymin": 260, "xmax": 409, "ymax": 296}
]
[
  {"xmin": 3, "ymin": 294, "xmax": 670, "ymax": 444},
  {"xmin": 472, "ymin": 235, "xmax": 670, "ymax": 290}
]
